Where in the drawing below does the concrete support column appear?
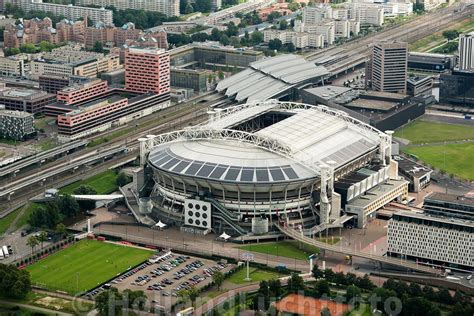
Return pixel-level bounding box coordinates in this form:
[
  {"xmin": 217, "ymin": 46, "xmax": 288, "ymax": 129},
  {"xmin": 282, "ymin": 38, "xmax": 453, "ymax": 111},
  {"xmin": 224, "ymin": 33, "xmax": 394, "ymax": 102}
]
[{"xmin": 138, "ymin": 138, "xmax": 148, "ymax": 166}]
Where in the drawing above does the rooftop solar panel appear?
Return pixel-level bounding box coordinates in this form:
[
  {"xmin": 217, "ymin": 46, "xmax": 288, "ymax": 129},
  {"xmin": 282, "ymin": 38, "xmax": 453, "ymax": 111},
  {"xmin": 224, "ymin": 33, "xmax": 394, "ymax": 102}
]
[
  {"xmin": 225, "ymin": 167, "xmax": 241, "ymax": 181},
  {"xmin": 240, "ymin": 168, "xmax": 254, "ymax": 182},
  {"xmin": 172, "ymin": 160, "xmax": 190, "ymax": 173},
  {"xmin": 197, "ymin": 164, "xmax": 216, "ymax": 177},
  {"xmin": 270, "ymin": 168, "xmax": 285, "ymax": 181},
  {"xmin": 184, "ymin": 162, "xmax": 204, "ymax": 175},
  {"xmin": 209, "ymin": 165, "xmax": 227, "ymax": 180}
]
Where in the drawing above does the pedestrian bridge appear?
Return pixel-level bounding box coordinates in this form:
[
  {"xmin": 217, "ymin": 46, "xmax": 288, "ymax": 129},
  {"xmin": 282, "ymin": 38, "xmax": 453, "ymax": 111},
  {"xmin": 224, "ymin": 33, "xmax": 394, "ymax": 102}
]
[{"xmin": 276, "ymin": 224, "xmax": 441, "ymax": 276}]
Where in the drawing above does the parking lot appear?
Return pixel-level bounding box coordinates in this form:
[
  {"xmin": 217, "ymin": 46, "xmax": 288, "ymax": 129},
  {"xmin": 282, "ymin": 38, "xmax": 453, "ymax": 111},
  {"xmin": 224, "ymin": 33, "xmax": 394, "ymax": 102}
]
[{"xmin": 86, "ymin": 250, "xmax": 234, "ymax": 309}]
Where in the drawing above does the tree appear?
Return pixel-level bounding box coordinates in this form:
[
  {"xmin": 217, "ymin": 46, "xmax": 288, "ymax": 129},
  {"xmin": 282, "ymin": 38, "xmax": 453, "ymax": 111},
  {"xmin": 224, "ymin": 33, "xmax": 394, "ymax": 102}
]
[
  {"xmin": 422, "ymin": 285, "xmax": 437, "ymax": 301},
  {"xmin": 0, "ymin": 264, "xmax": 31, "ymax": 299},
  {"xmin": 357, "ymin": 274, "xmax": 375, "ymax": 291},
  {"xmin": 74, "ymin": 185, "xmax": 97, "ymax": 210},
  {"xmin": 95, "ymin": 288, "xmax": 122, "ymax": 316},
  {"xmin": 117, "ymin": 172, "xmax": 132, "ymax": 187},
  {"xmin": 39, "ymin": 40, "xmax": 55, "ymax": 52},
  {"xmin": 250, "ymin": 31, "xmax": 264, "ymax": 45},
  {"xmin": 193, "ymin": 0, "xmax": 212, "ymax": 13},
  {"xmin": 26, "ymin": 236, "xmax": 39, "ymax": 254},
  {"xmin": 56, "ymin": 223, "xmax": 67, "ymax": 238},
  {"xmin": 37, "ymin": 231, "xmax": 48, "ymax": 249},
  {"xmin": 402, "ymin": 297, "xmax": 441, "ymax": 316},
  {"xmin": 333, "ymin": 272, "xmax": 346, "ymax": 285},
  {"xmin": 323, "ymin": 268, "xmax": 335, "ymax": 282},
  {"xmin": 437, "ymin": 287, "xmax": 453, "ymax": 305},
  {"xmin": 321, "ymin": 307, "xmax": 331, "ymax": 316},
  {"xmin": 312, "ymin": 264, "xmax": 324, "ymax": 279},
  {"xmin": 123, "ymin": 289, "xmax": 147, "ymax": 310},
  {"xmin": 212, "ymin": 271, "xmax": 224, "ymax": 291},
  {"xmin": 267, "ymin": 11, "xmax": 281, "ymax": 22},
  {"xmin": 408, "ymin": 283, "xmax": 422, "ymax": 297},
  {"xmin": 28, "ymin": 204, "xmax": 61, "ymax": 229},
  {"xmin": 286, "ymin": 42, "xmax": 296, "ymax": 52},
  {"xmin": 288, "ymin": 2, "xmax": 300, "ymax": 11},
  {"xmin": 268, "ymin": 38, "xmax": 283, "ymax": 50},
  {"xmin": 57, "ymin": 195, "xmax": 80, "ymax": 218},
  {"xmin": 93, "ymin": 41, "xmax": 104, "ymax": 53},
  {"xmin": 279, "ymin": 19, "xmax": 288, "ymax": 30},
  {"xmin": 346, "ymin": 285, "xmax": 361, "ymax": 304},
  {"xmin": 369, "ymin": 288, "xmax": 396, "ymax": 311},
  {"xmin": 314, "ymin": 280, "xmax": 330, "ymax": 297},
  {"xmin": 442, "ymin": 30, "xmax": 459, "ymax": 42},
  {"xmin": 185, "ymin": 3, "xmax": 194, "ymax": 14},
  {"xmin": 253, "ymin": 280, "xmax": 270, "ymax": 311},
  {"xmin": 287, "ymin": 273, "xmax": 304, "ymax": 293},
  {"xmin": 268, "ymin": 279, "xmax": 281, "ymax": 298},
  {"xmin": 179, "ymin": 286, "xmax": 200, "ymax": 307}
]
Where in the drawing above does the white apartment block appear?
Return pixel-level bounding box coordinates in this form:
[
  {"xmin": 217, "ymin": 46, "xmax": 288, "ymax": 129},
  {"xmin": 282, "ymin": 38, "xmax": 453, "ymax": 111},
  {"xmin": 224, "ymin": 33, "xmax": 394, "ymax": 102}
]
[
  {"xmin": 263, "ymin": 30, "xmax": 323, "ymax": 49},
  {"xmin": 8, "ymin": 0, "xmax": 114, "ymax": 24},
  {"xmin": 334, "ymin": 20, "xmax": 349, "ymax": 39},
  {"xmin": 347, "ymin": 3, "xmax": 384, "ymax": 26},
  {"xmin": 349, "ymin": 20, "xmax": 360, "ymax": 36},
  {"xmin": 0, "ymin": 57, "xmax": 24, "ymax": 77},
  {"xmin": 211, "ymin": 0, "xmax": 222, "ymax": 11},
  {"xmin": 295, "ymin": 20, "xmax": 335, "ymax": 45},
  {"xmin": 458, "ymin": 32, "xmax": 474, "ymax": 71},
  {"xmin": 388, "ymin": 211, "xmax": 474, "ymax": 269},
  {"xmin": 75, "ymin": 0, "xmax": 180, "ymax": 17},
  {"xmin": 302, "ymin": 5, "xmax": 333, "ymax": 24},
  {"xmin": 333, "ymin": 8, "xmax": 350, "ymax": 20},
  {"xmin": 349, "ymin": 0, "xmax": 412, "ymax": 16},
  {"xmin": 419, "ymin": 0, "xmax": 445, "ymax": 11}
]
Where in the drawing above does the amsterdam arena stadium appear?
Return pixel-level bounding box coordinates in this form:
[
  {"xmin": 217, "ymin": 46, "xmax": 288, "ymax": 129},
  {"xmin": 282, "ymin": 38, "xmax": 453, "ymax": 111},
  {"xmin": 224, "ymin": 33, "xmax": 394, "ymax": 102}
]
[{"xmin": 136, "ymin": 100, "xmax": 404, "ymax": 238}]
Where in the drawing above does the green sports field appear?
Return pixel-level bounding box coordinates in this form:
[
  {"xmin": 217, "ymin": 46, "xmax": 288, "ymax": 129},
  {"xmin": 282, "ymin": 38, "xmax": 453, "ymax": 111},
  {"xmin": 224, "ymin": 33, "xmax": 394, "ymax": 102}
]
[
  {"xmin": 26, "ymin": 240, "xmax": 152, "ymax": 295},
  {"xmin": 394, "ymin": 121, "xmax": 474, "ymax": 144},
  {"xmin": 404, "ymin": 143, "xmax": 474, "ymax": 181}
]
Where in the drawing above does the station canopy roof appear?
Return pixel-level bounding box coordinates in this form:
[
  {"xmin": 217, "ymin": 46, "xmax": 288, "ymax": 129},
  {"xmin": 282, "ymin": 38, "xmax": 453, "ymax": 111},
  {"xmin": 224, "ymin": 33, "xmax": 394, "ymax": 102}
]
[{"xmin": 216, "ymin": 54, "xmax": 329, "ymax": 102}]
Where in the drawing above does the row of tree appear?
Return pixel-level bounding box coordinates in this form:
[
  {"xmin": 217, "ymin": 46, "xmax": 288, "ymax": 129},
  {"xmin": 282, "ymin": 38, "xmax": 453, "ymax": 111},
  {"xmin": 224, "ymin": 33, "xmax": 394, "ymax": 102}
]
[
  {"xmin": 95, "ymin": 288, "xmax": 147, "ymax": 315},
  {"xmin": 0, "ymin": 264, "xmax": 31, "ymax": 299},
  {"xmin": 5, "ymin": 41, "xmax": 61, "ymax": 56}
]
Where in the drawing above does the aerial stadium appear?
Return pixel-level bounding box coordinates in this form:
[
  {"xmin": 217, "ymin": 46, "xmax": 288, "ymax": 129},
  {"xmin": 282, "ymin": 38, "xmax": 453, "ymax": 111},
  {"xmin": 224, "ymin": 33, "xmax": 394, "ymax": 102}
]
[{"xmin": 136, "ymin": 100, "xmax": 408, "ymax": 238}]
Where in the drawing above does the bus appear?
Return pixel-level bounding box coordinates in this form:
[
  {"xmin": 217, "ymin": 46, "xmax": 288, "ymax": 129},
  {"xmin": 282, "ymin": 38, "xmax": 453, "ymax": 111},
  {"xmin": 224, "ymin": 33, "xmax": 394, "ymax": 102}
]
[{"xmin": 2, "ymin": 246, "xmax": 9, "ymax": 258}]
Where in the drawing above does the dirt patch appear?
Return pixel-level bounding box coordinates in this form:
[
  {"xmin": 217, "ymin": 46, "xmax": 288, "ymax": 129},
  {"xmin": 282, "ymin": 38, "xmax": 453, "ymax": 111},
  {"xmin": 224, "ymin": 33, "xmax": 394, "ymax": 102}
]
[{"xmin": 34, "ymin": 296, "xmax": 70, "ymax": 311}]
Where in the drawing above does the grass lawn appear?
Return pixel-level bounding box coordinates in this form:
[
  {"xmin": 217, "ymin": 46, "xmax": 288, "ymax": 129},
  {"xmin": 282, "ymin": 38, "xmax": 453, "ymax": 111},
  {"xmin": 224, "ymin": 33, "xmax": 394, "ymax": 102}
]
[
  {"xmin": 227, "ymin": 267, "xmax": 281, "ymax": 285},
  {"xmin": 394, "ymin": 121, "xmax": 474, "ymax": 144},
  {"xmin": 37, "ymin": 139, "xmax": 57, "ymax": 151},
  {"xmin": 26, "ymin": 239, "xmax": 152, "ymax": 295},
  {"xmin": 88, "ymin": 128, "xmax": 133, "ymax": 148},
  {"xmin": 59, "ymin": 170, "xmax": 119, "ymax": 194},
  {"xmin": 239, "ymin": 241, "xmax": 319, "ymax": 260},
  {"xmin": 403, "ymin": 143, "xmax": 474, "ymax": 181},
  {"xmin": 348, "ymin": 303, "xmax": 371, "ymax": 316},
  {"xmin": 0, "ymin": 209, "xmax": 19, "ymax": 235}
]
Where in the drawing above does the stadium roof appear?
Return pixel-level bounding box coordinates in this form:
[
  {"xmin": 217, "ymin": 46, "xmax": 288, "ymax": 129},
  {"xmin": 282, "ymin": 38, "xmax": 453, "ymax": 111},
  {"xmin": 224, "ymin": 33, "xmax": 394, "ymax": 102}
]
[
  {"xmin": 148, "ymin": 101, "xmax": 382, "ymax": 184},
  {"xmin": 216, "ymin": 55, "xmax": 328, "ymax": 103}
]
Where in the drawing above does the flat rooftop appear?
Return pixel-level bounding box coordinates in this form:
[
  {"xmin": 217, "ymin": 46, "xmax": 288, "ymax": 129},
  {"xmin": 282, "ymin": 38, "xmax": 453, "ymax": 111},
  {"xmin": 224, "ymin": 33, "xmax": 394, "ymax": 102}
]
[
  {"xmin": 425, "ymin": 192, "xmax": 474, "ymax": 207},
  {"xmin": 346, "ymin": 178, "xmax": 408, "ymax": 208},
  {"xmin": 394, "ymin": 155, "xmax": 432, "ymax": 178},
  {"xmin": 393, "ymin": 210, "xmax": 474, "ymax": 228},
  {"xmin": 303, "ymin": 86, "xmax": 352, "ymax": 100},
  {"xmin": 346, "ymin": 99, "xmax": 396, "ymax": 112}
]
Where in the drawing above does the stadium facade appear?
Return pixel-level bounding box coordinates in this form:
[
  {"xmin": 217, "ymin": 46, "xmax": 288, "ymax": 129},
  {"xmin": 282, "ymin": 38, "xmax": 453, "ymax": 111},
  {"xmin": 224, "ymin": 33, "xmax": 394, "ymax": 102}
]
[{"xmin": 136, "ymin": 100, "xmax": 405, "ymax": 237}]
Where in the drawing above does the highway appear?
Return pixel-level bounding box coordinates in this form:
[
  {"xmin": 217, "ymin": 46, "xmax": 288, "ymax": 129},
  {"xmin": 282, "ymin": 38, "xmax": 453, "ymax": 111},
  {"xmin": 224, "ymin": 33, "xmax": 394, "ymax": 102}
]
[{"xmin": 276, "ymin": 224, "xmax": 442, "ymax": 276}]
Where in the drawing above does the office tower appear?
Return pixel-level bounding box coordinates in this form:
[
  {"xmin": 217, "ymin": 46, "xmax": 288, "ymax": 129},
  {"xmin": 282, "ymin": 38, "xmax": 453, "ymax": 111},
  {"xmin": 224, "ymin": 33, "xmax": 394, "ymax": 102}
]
[{"xmin": 371, "ymin": 41, "xmax": 408, "ymax": 94}]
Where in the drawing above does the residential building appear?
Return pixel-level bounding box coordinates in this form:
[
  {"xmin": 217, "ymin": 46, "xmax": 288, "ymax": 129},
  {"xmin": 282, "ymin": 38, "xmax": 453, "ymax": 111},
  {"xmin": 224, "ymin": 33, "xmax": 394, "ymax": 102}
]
[
  {"xmin": 57, "ymin": 79, "xmax": 108, "ymax": 105},
  {"xmin": 0, "ymin": 57, "xmax": 24, "ymax": 77},
  {"xmin": 263, "ymin": 29, "xmax": 324, "ymax": 49},
  {"xmin": 458, "ymin": 32, "xmax": 474, "ymax": 71},
  {"xmin": 387, "ymin": 211, "xmax": 474, "ymax": 270},
  {"xmin": 211, "ymin": 0, "xmax": 221, "ymax": 11},
  {"xmin": 348, "ymin": 3, "xmax": 384, "ymax": 26},
  {"xmin": 294, "ymin": 20, "xmax": 335, "ymax": 45},
  {"xmin": 125, "ymin": 47, "xmax": 170, "ymax": 95},
  {"xmin": 75, "ymin": 0, "xmax": 180, "ymax": 17},
  {"xmin": 334, "ymin": 19, "xmax": 349, "ymax": 39},
  {"xmin": 302, "ymin": 5, "xmax": 332, "ymax": 24},
  {"xmin": 0, "ymin": 83, "xmax": 56, "ymax": 114},
  {"xmin": 6, "ymin": 0, "xmax": 113, "ymax": 24},
  {"xmin": 30, "ymin": 46, "xmax": 121, "ymax": 79},
  {"xmin": 370, "ymin": 41, "xmax": 408, "ymax": 94},
  {"xmin": 0, "ymin": 108, "xmax": 35, "ymax": 140}
]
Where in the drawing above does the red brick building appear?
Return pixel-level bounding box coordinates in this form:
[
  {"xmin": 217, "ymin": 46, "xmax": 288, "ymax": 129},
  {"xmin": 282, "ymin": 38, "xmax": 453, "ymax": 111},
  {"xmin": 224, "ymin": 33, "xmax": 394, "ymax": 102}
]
[{"xmin": 124, "ymin": 47, "xmax": 170, "ymax": 95}]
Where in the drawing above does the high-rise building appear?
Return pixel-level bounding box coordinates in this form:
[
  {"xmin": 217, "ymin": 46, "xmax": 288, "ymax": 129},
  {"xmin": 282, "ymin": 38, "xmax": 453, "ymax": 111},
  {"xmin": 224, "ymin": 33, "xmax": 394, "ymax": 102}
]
[
  {"xmin": 125, "ymin": 47, "xmax": 170, "ymax": 95},
  {"xmin": 458, "ymin": 32, "xmax": 474, "ymax": 71},
  {"xmin": 370, "ymin": 41, "xmax": 408, "ymax": 94}
]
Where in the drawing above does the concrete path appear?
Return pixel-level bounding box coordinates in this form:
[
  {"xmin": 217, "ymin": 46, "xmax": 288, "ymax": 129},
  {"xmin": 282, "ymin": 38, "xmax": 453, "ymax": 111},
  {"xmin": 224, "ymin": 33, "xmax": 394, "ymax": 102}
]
[{"xmin": 0, "ymin": 300, "xmax": 73, "ymax": 316}]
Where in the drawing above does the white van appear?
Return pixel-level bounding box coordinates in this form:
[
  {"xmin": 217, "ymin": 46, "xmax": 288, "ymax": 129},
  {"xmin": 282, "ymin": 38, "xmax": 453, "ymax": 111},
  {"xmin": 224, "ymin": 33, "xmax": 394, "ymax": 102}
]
[{"xmin": 2, "ymin": 246, "xmax": 8, "ymax": 258}]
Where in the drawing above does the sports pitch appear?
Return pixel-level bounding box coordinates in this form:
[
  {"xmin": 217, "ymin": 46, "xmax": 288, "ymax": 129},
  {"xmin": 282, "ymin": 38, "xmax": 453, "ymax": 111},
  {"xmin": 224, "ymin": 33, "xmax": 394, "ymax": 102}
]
[{"xmin": 26, "ymin": 240, "xmax": 152, "ymax": 295}]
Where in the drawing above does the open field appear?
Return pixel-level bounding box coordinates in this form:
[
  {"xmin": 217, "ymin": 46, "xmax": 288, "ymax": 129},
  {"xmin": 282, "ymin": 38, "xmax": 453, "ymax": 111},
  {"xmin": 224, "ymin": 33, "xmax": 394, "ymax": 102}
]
[
  {"xmin": 0, "ymin": 208, "xmax": 20, "ymax": 235},
  {"xmin": 26, "ymin": 240, "xmax": 152, "ymax": 295},
  {"xmin": 394, "ymin": 121, "xmax": 474, "ymax": 144},
  {"xmin": 239, "ymin": 241, "xmax": 319, "ymax": 260},
  {"xmin": 227, "ymin": 267, "xmax": 281, "ymax": 285},
  {"xmin": 404, "ymin": 142, "xmax": 474, "ymax": 181},
  {"xmin": 59, "ymin": 170, "xmax": 119, "ymax": 194}
]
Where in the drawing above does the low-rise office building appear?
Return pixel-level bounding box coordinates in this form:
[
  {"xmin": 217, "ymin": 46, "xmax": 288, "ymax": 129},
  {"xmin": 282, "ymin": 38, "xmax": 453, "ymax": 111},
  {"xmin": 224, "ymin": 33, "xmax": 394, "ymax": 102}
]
[
  {"xmin": 439, "ymin": 70, "xmax": 474, "ymax": 106},
  {"xmin": 57, "ymin": 79, "xmax": 109, "ymax": 105},
  {"xmin": 0, "ymin": 109, "xmax": 35, "ymax": 140},
  {"xmin": 406, "ymin": 76, "xmax": 433, "ymax": 96},
  {"xmin": 423, "ymin": 193, "xmax": 474, "ymax": 221},
  {"xmin": 394, "ymin": 155, "xmax": 432, "ymax": 192},
  {"xmin": 0, "ymin": 83, "xmax": 56, "ymax": 114},
  {"xmin": 171, "ymin": 68, "xmax": 209, "ymax": 93},
  {"xmin": 408, "ymin": 52, "xmax": 455, "ymax": 72},
  {"xmin": 388, "ymin": 211, "xmax": 474, "ymax": 270}
]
